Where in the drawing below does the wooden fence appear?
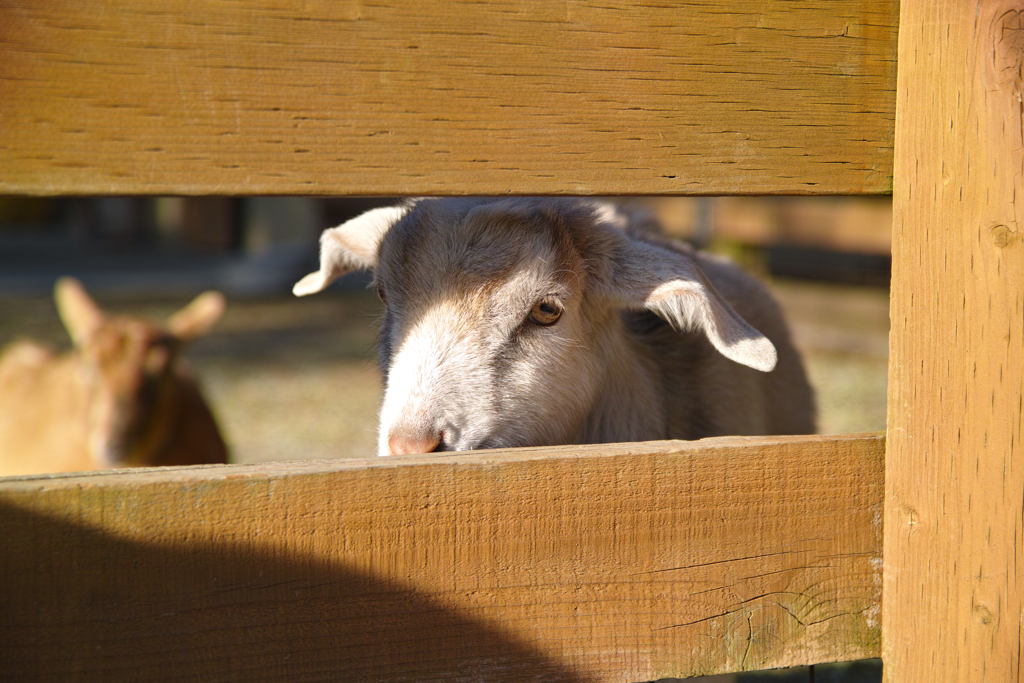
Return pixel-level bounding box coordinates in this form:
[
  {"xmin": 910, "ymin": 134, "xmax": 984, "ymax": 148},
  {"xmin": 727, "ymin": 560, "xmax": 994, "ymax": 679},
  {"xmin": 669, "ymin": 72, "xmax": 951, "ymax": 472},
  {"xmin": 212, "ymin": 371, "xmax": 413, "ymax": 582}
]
[{"xmin": 0, "ymin": 1, "xmax": 1020, "ymax": 681}]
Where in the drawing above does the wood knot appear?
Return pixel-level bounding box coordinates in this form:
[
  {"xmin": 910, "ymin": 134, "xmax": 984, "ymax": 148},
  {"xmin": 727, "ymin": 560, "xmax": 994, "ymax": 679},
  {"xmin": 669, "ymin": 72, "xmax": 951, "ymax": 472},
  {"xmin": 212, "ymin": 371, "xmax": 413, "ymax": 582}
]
[
  {"xmin": 903, "ymin": 505, "xmax": 919, "ymax": 526},
  {"xmin": 990, "ymin": 223, "xmax": 1021, "ymax": 248},
  {"xmin": 972, "ymin": 600, "xmax": 995, "ymax": 626},
  {"xmin": 993, "ymin": 10, "xmax": 1024, "ymax": 86}
]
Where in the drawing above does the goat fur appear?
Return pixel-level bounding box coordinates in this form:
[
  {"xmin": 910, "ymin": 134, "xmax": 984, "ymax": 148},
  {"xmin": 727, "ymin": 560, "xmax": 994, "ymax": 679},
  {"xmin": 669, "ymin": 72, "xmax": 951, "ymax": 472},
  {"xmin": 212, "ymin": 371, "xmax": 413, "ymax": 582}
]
[
  {"xmin": 295, "ymin": 198, "xmax": 816, "ymax": 455},
  {"xmin": 0, "ymin": 278, "xmax": 229, "ymax": 475}
]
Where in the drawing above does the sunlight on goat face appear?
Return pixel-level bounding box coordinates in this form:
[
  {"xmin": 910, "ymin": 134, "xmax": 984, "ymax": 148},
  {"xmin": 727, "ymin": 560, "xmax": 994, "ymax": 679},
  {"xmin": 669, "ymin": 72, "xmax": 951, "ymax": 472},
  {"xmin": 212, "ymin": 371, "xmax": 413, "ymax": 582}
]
[
  {"xmin": 81, "ymin": 319, "xmax": 177, "ymax": 466},
  {"xmin": 292, "ymin": 197, "xmax": 816, "ymax": 457},
  {"xmin": 375, "ymin": 230, "xmax": 605, "ymax": 456},
  {"xmin": 0, "ymin": 278, "xmax": 228, "ymax": 476}
]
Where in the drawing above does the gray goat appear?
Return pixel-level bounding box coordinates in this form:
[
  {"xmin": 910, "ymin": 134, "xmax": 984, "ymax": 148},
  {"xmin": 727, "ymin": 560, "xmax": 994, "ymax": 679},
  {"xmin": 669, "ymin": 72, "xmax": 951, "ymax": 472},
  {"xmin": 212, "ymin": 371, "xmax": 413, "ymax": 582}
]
[{"xmin": 295, "ymin": 198, "xmax": 815, "ymax": 456}]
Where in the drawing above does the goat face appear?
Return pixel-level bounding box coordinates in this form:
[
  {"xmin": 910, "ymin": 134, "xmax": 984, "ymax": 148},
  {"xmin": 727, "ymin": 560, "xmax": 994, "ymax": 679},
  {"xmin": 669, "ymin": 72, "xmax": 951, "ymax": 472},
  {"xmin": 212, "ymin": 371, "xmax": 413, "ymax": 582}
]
[
  {"xmin": 294, "ymin": 198, "xmax": 779, "ymax": 456},
  {"xmin": 372, "ymin": 200, "xmax": 613, "ymax": 454},
  {"xmin": 54, "ymin": 277, "xmax": 225, "ymax": 467},
  {"xmin": 77, "ymin": 319, "xmax": 179, "ymax": 466}
]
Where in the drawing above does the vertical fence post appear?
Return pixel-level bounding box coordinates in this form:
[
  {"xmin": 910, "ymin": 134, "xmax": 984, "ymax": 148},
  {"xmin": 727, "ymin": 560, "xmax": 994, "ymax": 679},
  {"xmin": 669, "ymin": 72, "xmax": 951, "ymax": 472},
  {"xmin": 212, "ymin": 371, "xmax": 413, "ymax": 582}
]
[{"xmin": 886, "ymin": 1, "xmax": 1024, "ymax": 681}]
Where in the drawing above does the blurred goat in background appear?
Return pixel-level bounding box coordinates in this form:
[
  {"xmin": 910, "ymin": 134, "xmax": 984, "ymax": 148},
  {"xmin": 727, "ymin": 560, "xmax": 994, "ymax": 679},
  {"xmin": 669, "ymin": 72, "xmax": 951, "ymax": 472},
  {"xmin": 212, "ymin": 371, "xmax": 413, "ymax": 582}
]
[{"xmin": 0, "ymin": 278, "xmax": 228, "ymax": 476}]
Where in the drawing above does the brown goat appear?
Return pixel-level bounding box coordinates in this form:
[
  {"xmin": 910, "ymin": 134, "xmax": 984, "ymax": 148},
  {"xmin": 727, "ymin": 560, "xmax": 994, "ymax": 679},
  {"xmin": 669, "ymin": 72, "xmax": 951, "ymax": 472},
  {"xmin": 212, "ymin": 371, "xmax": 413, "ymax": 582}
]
[{"xmin": 0, "ymin": 278, "xmax": 229, "ymax": 476}]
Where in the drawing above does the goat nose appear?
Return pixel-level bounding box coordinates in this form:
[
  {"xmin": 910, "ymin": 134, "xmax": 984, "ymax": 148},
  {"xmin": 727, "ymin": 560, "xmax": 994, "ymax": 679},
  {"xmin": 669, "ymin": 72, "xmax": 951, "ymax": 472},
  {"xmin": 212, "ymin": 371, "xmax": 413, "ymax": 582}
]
[{"xmin": 388, "ymin": 432, "xmax": 441, "ymax": 455}]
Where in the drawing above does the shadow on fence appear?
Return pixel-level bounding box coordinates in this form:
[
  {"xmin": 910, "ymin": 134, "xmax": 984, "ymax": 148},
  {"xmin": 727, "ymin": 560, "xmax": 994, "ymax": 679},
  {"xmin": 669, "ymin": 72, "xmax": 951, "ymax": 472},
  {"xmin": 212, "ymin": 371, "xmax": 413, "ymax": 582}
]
[{"xmin": 0, "ymin": 501, "xmax": 598, "ymax": 682}]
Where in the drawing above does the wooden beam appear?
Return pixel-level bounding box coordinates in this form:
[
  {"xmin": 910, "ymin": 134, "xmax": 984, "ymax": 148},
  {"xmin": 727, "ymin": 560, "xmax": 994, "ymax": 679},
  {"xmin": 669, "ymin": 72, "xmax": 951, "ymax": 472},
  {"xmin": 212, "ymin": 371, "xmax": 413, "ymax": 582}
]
[
  {"xmin": 0, "ymin": 434, "xmax": 883, "ymax": 681},
  {"xmin": 0, "ymin": 0, "xmax": 897, "ymax": 196},
  {"xmin": 885, "ymin": 2, "xmax": 1024, "ymax": 681}
]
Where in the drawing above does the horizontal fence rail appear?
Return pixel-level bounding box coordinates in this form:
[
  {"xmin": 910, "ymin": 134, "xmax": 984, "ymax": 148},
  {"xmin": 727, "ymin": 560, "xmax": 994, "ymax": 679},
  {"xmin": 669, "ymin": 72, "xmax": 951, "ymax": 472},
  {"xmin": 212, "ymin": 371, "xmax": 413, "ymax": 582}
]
[
  {"xmin": 0, "ymin": 0, "xmax": 897, "ymax": 196},
  {"xmin": 0, "ymin": 434, "xmax": 884, "ymax": 682}
]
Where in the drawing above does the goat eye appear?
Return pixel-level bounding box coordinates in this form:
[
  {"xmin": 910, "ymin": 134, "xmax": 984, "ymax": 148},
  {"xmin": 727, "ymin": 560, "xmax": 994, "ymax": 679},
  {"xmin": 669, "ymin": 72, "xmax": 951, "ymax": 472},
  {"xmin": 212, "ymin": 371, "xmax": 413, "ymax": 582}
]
[
  {"xmin": 375, "ymin": 283, "xmax": 387, "ymax": 304},
  {"xmin": 528, "ymin": 300, "xmax": 562, "ymax": 326}
]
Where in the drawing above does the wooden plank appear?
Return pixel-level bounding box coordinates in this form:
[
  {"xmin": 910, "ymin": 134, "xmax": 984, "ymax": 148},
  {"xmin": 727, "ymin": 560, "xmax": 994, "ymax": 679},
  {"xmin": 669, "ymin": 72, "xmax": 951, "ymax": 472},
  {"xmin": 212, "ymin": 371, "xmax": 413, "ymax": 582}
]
[
  {"xmin": 0, "ymin": 0, "xmax": 897, "ymax": 196},
  {"xmin": 0, "ymin": 434, "xmax": 884, "ymax": 682},
  {"xmin": 885, "ymin": 2, "xmax": 1024, "ymax": 681}
]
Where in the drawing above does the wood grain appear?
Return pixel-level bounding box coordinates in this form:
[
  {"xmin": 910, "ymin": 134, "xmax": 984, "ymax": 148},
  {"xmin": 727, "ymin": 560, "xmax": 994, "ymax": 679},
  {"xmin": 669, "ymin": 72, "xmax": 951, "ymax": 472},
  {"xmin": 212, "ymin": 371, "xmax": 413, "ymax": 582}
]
[
  {"xmin": 0, "ymin": 0, "xmax": 897, "ymax": 196},
  {"xmin": 885, "ymin": 2, "xmax": 1024, "ymax": 681},
  {"xmin": 0, "ymin": 434, "xmax": 883, "ymax": 682}
]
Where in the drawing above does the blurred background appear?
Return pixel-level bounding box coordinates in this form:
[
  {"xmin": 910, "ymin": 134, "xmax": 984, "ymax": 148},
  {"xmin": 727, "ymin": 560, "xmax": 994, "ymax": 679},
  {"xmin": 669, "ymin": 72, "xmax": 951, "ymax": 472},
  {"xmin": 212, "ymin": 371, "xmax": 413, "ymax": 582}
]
[{"xmin": 0, "ymin": 195, "xmax": 890, "ymax": 465}]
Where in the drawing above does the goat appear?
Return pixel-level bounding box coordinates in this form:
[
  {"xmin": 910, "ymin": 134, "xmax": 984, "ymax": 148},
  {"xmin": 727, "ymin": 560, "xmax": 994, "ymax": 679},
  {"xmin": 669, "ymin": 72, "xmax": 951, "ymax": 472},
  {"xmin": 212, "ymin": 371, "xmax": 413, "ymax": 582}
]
[
  {"xmin": 294, "ymin": 198, "xmax": 815, "ymax": 456},
  {"xmin": 0, "ymin": 278, "xmax": 229, "ymax": 475}
]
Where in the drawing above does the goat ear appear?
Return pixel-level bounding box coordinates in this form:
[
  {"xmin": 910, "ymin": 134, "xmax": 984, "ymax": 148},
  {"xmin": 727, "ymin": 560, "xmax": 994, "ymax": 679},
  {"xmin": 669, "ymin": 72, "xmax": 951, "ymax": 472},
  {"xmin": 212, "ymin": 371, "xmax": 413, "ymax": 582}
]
[
  {"xmin": 168, "ymin": 291, "xmax": 226, "ymax": 342},
  {"xmin": 293, "ymin": 205, "xmax": 409, "ymax": 297},
  {"xmin": 54, "ymin": 277, "xmax": 105, "ymax": 346},
  {"xmin": 603, "ymin": 239, "xmax": 778, "ymax": 372}
]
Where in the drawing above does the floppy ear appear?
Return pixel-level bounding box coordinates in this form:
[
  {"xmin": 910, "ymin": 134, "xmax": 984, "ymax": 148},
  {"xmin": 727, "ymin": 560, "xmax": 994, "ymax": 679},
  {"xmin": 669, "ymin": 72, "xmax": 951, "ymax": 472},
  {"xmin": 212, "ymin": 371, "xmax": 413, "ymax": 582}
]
[
  {"xmin": 293, "ymin": 205, "xmax": 410, "ymax": 297},
  {"xmin": 54, "ymin": 277, "xmax": 105, "ymax": 346},
  {"xmin": 167, "ymin": 291, "xmax": 226, "ymax": 342},
  {"xmin": 601, "ymin": 237, "xmax": 778, "ymax": 372}
]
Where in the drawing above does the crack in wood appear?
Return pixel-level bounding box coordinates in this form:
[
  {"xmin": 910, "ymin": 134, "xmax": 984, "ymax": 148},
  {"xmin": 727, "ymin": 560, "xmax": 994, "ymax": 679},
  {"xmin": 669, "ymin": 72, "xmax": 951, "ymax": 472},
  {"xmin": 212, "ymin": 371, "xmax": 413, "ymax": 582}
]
[{"xmin": 639, "ymin": 550, "xmax": 796, "ymax": 575}]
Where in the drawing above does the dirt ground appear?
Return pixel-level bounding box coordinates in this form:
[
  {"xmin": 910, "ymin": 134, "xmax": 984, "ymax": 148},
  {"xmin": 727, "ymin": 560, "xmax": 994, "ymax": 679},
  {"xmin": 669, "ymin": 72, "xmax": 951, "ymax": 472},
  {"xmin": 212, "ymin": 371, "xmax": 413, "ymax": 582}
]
[{"xmin": 0, "ymin": 277, "xmax": 889, "ymax": 464}]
